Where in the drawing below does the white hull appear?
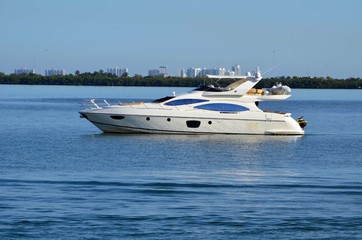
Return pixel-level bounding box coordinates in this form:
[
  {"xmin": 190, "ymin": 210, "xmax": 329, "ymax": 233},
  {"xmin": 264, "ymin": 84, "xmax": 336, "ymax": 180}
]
[{"xmin": 80, "ymin": 107, "xmax": 304, "ymax": 135}]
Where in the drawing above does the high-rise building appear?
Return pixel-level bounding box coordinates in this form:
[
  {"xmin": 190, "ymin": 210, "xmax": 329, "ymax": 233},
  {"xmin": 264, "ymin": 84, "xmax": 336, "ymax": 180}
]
[
  {"xmin": 180, "ymin": 68, "xmax": 187, "ymax": 78},
  {"xmin": 184, "ymin": 65, "xmax": 241, "ymax": 78},
  {"xmin": 45, "ymin": 69, "xmax": 65, "ymax": 76},
  {"xmin": 232, "ymin": 64, "xmax": 241, "ymax": 76},
  {"xmin": 106, "ymin": 67, "xmax": 128, "ymax": 77},
  {"xmin": 14, "ymin": 68, "xmax": 35, "ymax": 74},
  {"xmin": 190, "ymin": 67, "xmax": 227, "ymax": 77},
  {"xmin": 186, "ymin": 67, "xmax": 202, "ymax": 78},
  {"xmin": 200, "ymin": 68, "xmax": 217, "ymax": 76},
  {"xmin": 218, "ymin": 67, "xmax": 226, "ymax": 76},
  {"xmin": 148, "ymin": 66, "xmax": 167, "ymax": 77},
  {"xmin": 148, "ymin": 69, "xmax": 160, "ymax": 77}
]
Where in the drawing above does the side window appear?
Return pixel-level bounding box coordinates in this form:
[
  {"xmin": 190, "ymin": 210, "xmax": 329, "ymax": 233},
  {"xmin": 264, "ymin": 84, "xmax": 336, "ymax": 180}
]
[
  {"xmin": 165, "ymin": 99, "xmax": 208, "ymax": 106},
  {"xmin": 195, "ymin": 103, "xmax": 249, "ymax": 112},
  {"xmin": 186, "ymin": 120, "xmax": 201, "ymax": 128},
  {"xmin": 110, "ymin": 115, "xmax": 125, "ymax": 120}
]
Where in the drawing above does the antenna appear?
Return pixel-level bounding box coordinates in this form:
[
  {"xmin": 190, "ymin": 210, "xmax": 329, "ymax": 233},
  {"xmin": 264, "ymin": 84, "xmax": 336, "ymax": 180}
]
[
  {"xmin": 273, "ymin": 50, "xmax": 276, "ymax": 68},
  {"xmin": 262, "ymin": 64, "xmax": 282, "ymax": 76}
]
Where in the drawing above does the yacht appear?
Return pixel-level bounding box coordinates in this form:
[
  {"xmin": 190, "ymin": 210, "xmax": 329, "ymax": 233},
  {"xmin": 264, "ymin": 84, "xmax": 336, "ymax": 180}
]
[{"xmin": 80, "ymin": 68, "xmax": 306, "ymax": 135}]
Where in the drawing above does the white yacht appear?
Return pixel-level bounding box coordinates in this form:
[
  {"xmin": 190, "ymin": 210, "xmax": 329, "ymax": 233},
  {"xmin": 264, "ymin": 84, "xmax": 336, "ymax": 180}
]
[{"xmin": 80, "ymin": 68, "xmax": 306, "ymax": 135}]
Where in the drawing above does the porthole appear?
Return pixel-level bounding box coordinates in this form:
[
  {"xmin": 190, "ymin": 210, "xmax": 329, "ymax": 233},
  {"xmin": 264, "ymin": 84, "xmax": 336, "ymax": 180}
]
[
  {"xmin": 146, "ymin": 117, "xmax": 150, "ymax": 121},
  {"xmin": 167, "ymin": 118, "xmax": 171, "ymax": 122},
  {"xmin": 208, "ymin": 121, "xmax": 212, "ymax": 125}
]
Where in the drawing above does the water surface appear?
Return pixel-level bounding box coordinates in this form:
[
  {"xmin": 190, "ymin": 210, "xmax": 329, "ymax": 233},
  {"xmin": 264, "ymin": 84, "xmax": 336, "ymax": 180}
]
[{"xmin": 0, "ymin": 85, "xmax": 361, "ymax": 239}]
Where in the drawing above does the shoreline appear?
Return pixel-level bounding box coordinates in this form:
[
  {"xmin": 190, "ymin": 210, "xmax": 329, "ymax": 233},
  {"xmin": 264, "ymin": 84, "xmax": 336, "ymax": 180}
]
[{"xmin": 0, "ymin": 74, "xmax": 361, "ymax": 89}]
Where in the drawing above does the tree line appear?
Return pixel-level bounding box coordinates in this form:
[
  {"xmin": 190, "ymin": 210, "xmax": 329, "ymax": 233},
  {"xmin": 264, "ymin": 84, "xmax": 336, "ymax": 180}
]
[{"xmin": 0, "ymin": 72, "xmax": 361, "ymax": 89}]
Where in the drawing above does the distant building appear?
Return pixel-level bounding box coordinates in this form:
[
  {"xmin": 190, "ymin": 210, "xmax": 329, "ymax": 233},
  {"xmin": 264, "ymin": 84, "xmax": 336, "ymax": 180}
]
[
  {"xmin": 226, "ymin": 70, "xmax": 235, "ymax": 76},
  {"xmin": 185, "ymin": 65, "xmax": 241, "ymax": 78},
  {"xmin": 148, "ymin": 66, "xmax": 168, "ymax": 77},
  {"xmin": 180, "ymin": 68, "xmax": 187, "ymax": 78},
  {"xmin": 200, "ymin": 68, "xmax": 217, "ymax": 76},
  {"xmin": 148, "ymin": 69, "xmax": 161, "ymax": 77},
  {"xmin": 45, "ymin": 69, "xmax": 65, "ymax": 76},
  {"xmin": 232, "ymin": 64, "xmax": 241, "ymax": 76},
  {"xmin": 185, "ymin": 67, "xmax": 225, "ymax": 77},
  {"xmin": 186, "ymin": 67, "xmax": 202, "ymax": 78},
  {"xmin": 107, "ymin": 67, "xmax": 128, "ymax": 77},
  {"xmin": 201, "ymin": 67, "xmax": 227, "ymax": 76},
  {"xmin": 14, "ymin": 68, "xmax": 35, "ymax": 74}
]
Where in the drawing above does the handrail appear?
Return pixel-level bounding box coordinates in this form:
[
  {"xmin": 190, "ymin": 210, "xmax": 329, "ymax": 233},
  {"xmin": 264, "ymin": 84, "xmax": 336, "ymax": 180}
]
[{"xmin": 82, "ymin": 99, "xmax": 192, "ymax": 111}]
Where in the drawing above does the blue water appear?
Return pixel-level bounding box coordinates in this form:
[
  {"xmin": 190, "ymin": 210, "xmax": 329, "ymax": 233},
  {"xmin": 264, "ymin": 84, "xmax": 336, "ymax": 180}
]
[{"xmin": 1, "ymin": 85, "xmax": 362, "ymax": 239}]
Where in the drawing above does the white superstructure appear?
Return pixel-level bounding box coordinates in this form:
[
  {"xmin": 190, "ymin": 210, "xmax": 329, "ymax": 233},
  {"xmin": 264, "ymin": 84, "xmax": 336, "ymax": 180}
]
[{"xmin": 80, "ymin": 68, "xmax": 306, "ymax": 135}]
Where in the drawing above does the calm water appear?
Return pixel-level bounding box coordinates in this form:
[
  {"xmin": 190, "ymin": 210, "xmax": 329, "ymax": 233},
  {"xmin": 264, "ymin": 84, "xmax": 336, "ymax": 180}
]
[{"xmin": 0, "ymin": 85, "xmax": 361, "ymax": 239}]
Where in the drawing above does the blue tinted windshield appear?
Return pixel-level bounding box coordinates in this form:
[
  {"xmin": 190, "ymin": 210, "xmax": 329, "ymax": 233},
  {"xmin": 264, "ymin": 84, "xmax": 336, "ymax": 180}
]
[
  {"xmin": 165, "ymin": 99, "xmax": 208, "ymax": 106},
  {"xmin": 195, "ymin": 103, "xmax": 249, "ymax": 112}
]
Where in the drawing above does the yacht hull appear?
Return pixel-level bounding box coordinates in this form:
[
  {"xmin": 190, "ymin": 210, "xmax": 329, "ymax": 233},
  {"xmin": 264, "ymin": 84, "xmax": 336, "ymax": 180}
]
[{"xmin": 80, "ymin": 108, "xmax": 304, "ymax": 135}]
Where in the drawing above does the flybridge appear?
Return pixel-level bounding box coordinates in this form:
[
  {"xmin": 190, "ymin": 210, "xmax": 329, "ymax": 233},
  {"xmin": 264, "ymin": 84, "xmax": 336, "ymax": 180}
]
[{"xmin": 202, "ymin": 67, "xmax": 263, "ymax": 95}]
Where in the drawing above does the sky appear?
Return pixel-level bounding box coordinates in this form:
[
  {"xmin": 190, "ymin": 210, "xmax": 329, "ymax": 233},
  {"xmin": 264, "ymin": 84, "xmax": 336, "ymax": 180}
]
[{"xmin": 0, "ymin": 0, "xmax": 361, "ymax": 78}]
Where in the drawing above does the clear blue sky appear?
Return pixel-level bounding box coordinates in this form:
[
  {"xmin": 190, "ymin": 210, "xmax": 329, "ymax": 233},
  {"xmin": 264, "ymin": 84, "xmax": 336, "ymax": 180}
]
[{"xmin": 1, "ymin": 0, "xmax": 361, "ymax": 78}]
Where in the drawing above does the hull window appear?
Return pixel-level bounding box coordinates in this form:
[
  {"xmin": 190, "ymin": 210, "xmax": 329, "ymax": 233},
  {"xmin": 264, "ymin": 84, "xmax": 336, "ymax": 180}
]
[
  {"xmin": 186, "ymin": 120, "xmax": 201, "ymax": 128},
  {"xmin": 110, "ymin": 115, "xmax": 125, "ymax": 120}
]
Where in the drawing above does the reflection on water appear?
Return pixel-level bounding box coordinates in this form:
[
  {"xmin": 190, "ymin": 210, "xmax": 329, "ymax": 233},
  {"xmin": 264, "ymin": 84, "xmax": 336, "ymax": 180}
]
[
  {"xmin": 78, "ymin": 133, "xmax": 304, "ymax": 181},
  {"xmin": 90, "ymin": 132, "xmax": 302, "ymax": 142}
]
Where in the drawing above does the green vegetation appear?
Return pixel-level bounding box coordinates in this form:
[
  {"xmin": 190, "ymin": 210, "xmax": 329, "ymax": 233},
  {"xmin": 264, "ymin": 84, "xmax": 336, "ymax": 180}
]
[
  {"xmin": 254, "ymin": 76, "xmax": 362, "ymax": 89},
  {"xmin": 0, "ymin": 72, "xmax": 361, "ymax": 89}
]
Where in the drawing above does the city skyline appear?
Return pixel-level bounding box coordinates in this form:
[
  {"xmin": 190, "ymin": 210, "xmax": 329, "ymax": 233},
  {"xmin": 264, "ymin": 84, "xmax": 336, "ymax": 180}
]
[
  {"xmin": 1, "ymin": 0, "xmax": 362, "ymax": 78},
  {"xmin": 12, "ymin": 64, "xmax": 243, "ymax": 78}
]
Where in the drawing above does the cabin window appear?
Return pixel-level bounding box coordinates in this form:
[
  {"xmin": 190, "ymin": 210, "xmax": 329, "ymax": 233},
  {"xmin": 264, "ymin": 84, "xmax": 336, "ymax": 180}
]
[
  {"xmin": 110, "ymin": 115, "xmax": 125, "ymax": 120},
  {"xmin": 195, "ymin": 103, "xmax": 249, "ymax": 112},
  {"xmin": 193, "ymin": 85, "xmax": 224, "ymax": 92},
  {"xmin": 165, "ymin": 99, "xmax": 208, "ymax": 106},
  {"xmin": 152, "ymin": 96, "xmax": 175, "ymax": 103},
  {"xmin": 186, "ymin": 120, "xmax": 201, "ymax": 128}
]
